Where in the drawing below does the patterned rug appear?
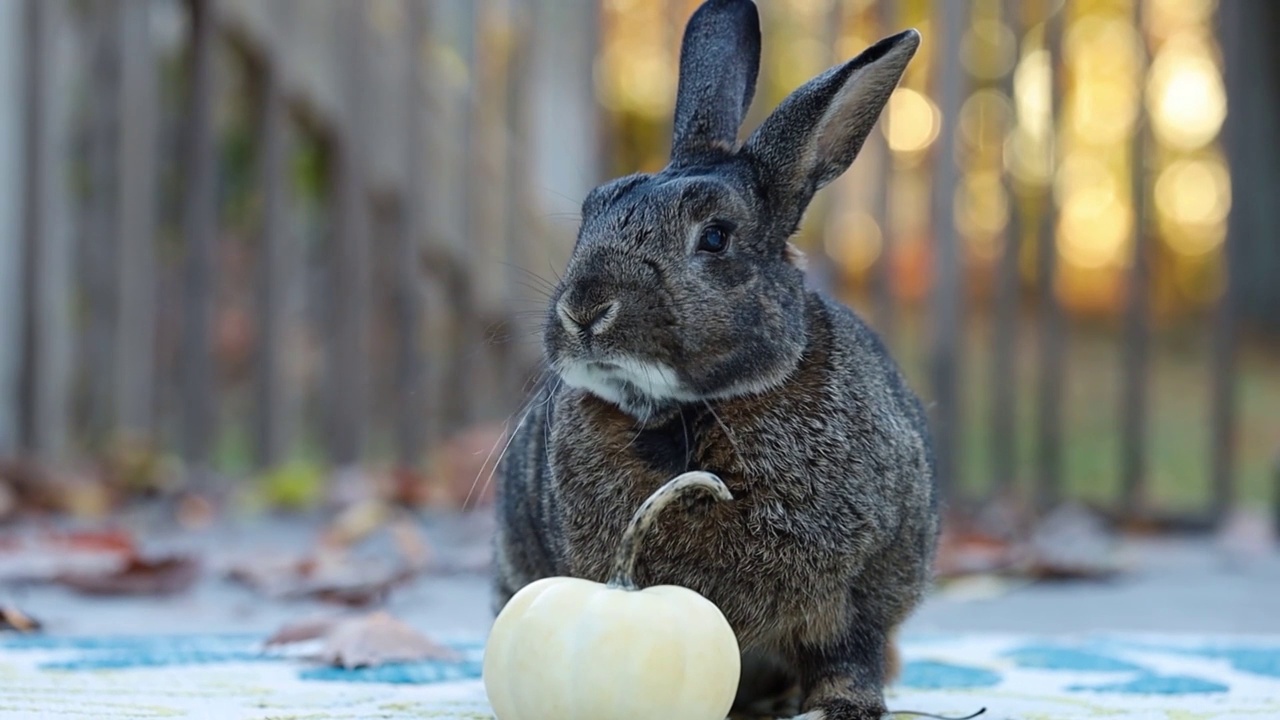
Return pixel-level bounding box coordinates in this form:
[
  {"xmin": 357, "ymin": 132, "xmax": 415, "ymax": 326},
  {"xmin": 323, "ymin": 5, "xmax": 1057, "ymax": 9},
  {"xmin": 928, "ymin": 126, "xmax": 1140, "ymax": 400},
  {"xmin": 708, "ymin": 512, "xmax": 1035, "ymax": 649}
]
[{"xmin": 1, "ymin": 632, "xmax": 1278, "ymax": 719}]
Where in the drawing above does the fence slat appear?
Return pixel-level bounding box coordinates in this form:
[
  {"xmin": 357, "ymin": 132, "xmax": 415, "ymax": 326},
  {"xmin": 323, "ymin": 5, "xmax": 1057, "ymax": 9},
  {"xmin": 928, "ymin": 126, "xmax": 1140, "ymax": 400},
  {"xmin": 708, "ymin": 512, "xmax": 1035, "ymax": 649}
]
[
  {"xmin": 395, "ymin": 0, "xmax": 428, "ymax": 466},
  {"xmin": 929, "ymin": 0, "xmax": 967, "ymax": 501},
  {"xmin": 22, "ymin": 0, "xmax": 75, "ymax": 458},
  {"xmin": 82, "ymin": 0, "xmax": 120, "ymax": 449},
  {"xmin": 871, "ymin": 0, "xmax": 897, "ymax": 345},
  {"xmin": 327, "ymin": 3, "xmax": 371, "ymax": 466},
  {"xmin": 0, "ymin": 0, "xmax": 25, "ymax": 455},
  {"xmin": 180, "ymin": 0, "xmax": 219, "ymax": 473},
  {"xmin": 1120, "ymin": 0, "xmax": 1150, "ymax": 517},
  {"xmin": 114, "ymin": 0, "xmax": 158, "ymax": 439},
  {"xmin": 990, "ymin": 0, "xmax": 1022, "ymax": 496},
  {"xmin": 252, "ymin": 16, "xmax": 292, "ymax": 470},
  {"xmin": 1212, "ymin": 0, "xmax": 1246, "ymax": 525},
  {"xmin": 1034, "ymin": 0, "xmax": 1065, "ymax": 512}
]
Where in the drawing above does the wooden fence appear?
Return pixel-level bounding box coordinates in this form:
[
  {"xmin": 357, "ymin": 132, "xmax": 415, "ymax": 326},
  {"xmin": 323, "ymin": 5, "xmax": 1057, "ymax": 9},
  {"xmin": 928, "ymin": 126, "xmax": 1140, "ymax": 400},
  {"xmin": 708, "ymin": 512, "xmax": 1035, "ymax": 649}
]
[{"xmin": 0, "ymin": 0, "xmax": 1273, "ymax": 528}]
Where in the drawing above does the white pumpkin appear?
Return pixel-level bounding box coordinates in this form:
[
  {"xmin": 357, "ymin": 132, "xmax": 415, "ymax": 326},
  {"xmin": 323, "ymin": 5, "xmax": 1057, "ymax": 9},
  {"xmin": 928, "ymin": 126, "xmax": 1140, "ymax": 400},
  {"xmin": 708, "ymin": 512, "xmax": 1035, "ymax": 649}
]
[{"xmin": 483, "ymin": 471, "xmax": 741, "ymax": 720}]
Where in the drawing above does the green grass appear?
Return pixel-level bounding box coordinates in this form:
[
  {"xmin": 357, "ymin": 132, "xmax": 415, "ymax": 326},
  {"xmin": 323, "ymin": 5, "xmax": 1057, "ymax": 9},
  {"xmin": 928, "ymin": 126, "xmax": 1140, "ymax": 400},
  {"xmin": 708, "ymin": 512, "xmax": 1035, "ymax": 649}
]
[{"xmin": 883, "ymin": 306, "xmax": 1279, "ymax": 515}]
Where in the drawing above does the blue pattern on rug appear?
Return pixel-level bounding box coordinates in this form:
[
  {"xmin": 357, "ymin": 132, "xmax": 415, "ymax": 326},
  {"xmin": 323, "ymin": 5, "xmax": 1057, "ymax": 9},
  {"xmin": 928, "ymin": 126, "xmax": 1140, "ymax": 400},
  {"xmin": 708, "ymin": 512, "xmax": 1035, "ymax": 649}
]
[
  {"xmin": 1003, "ymin": 645, "xmax": 1143, "ymax": 672},
  {"xmin": 897, "ymin": 661, "xmax": 1001, "ymax": 690},
  {"xmin": 3, "ymin": 631, "xmax": 1277, "ymax": 701},
  {"xmin": 1069, "ymin": 674, "xmax": 1229, "ymax": 694}
]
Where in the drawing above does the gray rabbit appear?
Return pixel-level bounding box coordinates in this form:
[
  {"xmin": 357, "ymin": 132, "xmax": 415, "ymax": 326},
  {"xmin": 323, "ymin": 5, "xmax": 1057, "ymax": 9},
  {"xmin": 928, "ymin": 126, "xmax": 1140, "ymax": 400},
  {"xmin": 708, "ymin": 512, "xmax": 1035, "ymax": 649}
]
[{"xmin": 492, "ymin": 1, "xmax": 936, "ymax": 717}]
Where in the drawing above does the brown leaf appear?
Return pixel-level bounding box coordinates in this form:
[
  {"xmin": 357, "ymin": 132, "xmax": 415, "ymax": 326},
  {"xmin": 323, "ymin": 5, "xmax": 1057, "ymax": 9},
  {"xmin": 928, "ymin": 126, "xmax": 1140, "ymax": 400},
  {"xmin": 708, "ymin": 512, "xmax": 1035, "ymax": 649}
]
[
  {"xmin": 268, "ymin": 611, "xmax": 460, "ymax": 669},
  {"xmin": 226, "ymin": 549, "xmax": 413, "ymax": 607},
  {"xmin": 56, "ymin": 555, "xmax": 200, "ymax": 596},
  {"xmin": 264, "ymin": 615, "xmax": 341, "ymax": 646},
  {"xmin": 321, "ymin": 499, "xmax": 393, "ymax": 548},
  {"xmin": 0, "ymin": 606, "xmax": 41, "ymax": 633},
  {"xmin": 0, "ymin": 529, "xmax": 136, "ymax": 584}
]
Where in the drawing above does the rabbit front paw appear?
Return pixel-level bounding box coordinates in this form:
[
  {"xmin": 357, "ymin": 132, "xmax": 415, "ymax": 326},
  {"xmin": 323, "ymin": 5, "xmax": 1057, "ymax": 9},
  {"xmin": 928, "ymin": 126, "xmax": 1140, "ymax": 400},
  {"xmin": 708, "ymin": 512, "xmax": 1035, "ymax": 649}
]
[{"xmin": 791, "ymin": 698, "xmax": 887, "ymax": 720}]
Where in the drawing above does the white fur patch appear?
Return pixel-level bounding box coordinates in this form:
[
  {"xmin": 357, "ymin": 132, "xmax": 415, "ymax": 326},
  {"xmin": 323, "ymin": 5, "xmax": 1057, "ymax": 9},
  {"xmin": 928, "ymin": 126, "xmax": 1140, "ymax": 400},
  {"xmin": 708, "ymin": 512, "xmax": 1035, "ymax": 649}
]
[{"xmin": 558, "ymin": 357, "xmax": 697, "ymax": 408}]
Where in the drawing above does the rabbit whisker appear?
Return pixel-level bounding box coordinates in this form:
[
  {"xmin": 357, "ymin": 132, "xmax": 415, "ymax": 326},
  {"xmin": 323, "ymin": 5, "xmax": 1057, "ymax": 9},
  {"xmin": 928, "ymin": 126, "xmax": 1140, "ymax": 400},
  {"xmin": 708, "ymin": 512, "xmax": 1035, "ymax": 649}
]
[{"xmin": 702, "ymin": 399, "xmax": 742, "ymax": 463}]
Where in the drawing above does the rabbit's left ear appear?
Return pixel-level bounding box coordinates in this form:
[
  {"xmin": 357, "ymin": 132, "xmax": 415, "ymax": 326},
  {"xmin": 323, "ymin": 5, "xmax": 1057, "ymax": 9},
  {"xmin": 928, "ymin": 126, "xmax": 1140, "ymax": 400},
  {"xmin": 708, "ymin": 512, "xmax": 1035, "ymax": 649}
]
[
  {"xmin": 670, "ymin": 0, "xmax": 761, "ymax": 163},
  {"xmin": 744, "ymin": 29, "xmax": 920, "ymax": 207}
]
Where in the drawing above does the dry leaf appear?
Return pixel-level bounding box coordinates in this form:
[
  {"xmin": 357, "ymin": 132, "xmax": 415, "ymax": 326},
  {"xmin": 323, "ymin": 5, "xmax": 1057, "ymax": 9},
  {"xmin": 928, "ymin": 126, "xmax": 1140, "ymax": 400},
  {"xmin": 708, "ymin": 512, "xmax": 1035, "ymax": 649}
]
[
  {"xmin": 227, "ymin": 549, "xmax": 413, "ymax": 607},
  {"xmin": 322, "ymin": 499, "xmax": 393, "ymax": 548},
  {"xmin": 0, "ymin": 529, "xmax": 136, "ymax": 585},
  {"xmin": 0, "ymin": 606, "xmax": 41, "ymax": 632},
  {"xmin": 268, "ymin": 611, "xmax": 460, "ymax": 669},
  {"xmin": 56, "ymin": 555, "xmax": 200, "ymax": 596}
]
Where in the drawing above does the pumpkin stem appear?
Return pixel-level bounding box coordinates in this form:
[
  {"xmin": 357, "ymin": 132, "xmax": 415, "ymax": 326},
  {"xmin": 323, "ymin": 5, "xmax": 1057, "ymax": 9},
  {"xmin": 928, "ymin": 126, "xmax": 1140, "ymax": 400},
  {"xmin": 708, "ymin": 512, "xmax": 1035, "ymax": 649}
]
[{"xmin": 607, "ymin": 471, "xmax": 733, "ymax": 590}]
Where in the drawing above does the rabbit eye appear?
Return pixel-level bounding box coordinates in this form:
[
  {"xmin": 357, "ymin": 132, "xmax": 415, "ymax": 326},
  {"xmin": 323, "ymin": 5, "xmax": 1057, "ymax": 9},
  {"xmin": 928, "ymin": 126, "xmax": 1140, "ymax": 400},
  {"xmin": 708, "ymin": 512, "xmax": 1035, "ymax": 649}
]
[{"xmin": 697, "ymin": 225, "xmax": 730, "ymax": 254}]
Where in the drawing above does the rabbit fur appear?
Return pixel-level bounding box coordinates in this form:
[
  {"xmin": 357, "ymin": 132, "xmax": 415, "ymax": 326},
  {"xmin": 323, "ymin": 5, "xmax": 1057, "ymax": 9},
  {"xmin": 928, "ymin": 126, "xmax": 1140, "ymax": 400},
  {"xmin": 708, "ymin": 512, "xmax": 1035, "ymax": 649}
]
[{"xmin": 493, "ymin": 1, "xmax": 937, "ymax": 718}]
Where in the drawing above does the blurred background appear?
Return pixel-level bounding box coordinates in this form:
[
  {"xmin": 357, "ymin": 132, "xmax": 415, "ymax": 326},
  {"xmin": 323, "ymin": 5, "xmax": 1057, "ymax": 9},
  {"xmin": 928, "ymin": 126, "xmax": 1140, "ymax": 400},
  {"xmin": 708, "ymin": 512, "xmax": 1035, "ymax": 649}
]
[{"xmin": 0, "ymin": 0, "xmax": 1276, "ymax": 539}]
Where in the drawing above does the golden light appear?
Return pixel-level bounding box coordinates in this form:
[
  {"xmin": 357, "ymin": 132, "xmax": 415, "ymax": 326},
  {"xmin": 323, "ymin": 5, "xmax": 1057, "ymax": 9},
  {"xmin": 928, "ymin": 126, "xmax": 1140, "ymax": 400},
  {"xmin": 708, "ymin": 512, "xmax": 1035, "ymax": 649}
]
[
  {"xmin": 1014, "ymin": 48, "xmax": 1052, "ymax": 140},
  {"xmin": 1066, "ymin": 15, "xmax": 1141, "ymax": 79},
  {"xmin": 1155, "ymin": 156, "xmax": 1231, "ymax": 257},
  {"xmin": 1059, "ymin": 193, "xmax": 1131, "ymax": 270},
  {"xmin": 884, "ymin": 88, "xmax": 941, "ymax": 155},
  {"xmin": 826, "ymin": 210, "xmax": 882, "ymax": 275},
  {"xmin": 1054, "ymin": 153, "xmax": 1117, "ymax": 207},
  {"xmin": 602, "ymin": 51, "xmax": 675, "ymax": 116},
  {"xmin": 1149, "ymin": 0, "xmax": 1217, "ymax": 39},
  {"xmin": 959, "ymin": 89, "xmax": 1013, "ymax": 155},
  {"xmin": 954, "ymin": 170, "xmax": 1008, "ymax": 261},
  {"xmin": 1005, "ymin": 129, "xmax": 1053, "ymax": 186},
  {"xmin": 961, "ymin": 18, "xmax": 1017, "ymax": 81},
  {"xmin": 1147, "ymin": 34, "xmax": 1226, "ymax": 150},
  {"xmin": 1070, "ymin": 78, "xmax": 1139, "ymax": 145}
]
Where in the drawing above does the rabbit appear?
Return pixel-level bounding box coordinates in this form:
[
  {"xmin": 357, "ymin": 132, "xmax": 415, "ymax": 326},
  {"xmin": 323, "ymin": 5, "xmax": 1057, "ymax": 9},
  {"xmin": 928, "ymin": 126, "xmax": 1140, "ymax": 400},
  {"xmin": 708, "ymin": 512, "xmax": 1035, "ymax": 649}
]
[{"xmin": 492, "ymin": 1, "xmax": 936, "ymax": 718}]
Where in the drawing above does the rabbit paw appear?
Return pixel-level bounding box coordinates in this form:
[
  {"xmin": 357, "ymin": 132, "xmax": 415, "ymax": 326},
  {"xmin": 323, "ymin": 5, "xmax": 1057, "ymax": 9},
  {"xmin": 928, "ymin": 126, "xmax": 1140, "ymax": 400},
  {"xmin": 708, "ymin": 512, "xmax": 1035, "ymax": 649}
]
[{"xmin": 791, "ymin": 699, "xmax": 888, "ymax": 720}]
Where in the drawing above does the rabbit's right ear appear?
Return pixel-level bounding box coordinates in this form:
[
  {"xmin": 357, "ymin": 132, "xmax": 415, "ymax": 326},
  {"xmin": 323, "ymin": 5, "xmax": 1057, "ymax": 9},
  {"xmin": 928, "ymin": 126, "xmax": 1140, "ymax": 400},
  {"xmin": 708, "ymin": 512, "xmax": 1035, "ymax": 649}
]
[{"xmin": 669, "ymin": 0, "xmax": 761, "ymax": 163}]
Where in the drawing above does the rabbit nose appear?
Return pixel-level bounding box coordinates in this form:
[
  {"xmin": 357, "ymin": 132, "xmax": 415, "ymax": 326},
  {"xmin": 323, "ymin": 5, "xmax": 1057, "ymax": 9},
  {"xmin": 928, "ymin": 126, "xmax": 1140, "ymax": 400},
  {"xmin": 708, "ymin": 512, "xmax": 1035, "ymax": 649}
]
[{"xmin": 557, "ymin": 298, "xmax": 619, "ymax": 336}]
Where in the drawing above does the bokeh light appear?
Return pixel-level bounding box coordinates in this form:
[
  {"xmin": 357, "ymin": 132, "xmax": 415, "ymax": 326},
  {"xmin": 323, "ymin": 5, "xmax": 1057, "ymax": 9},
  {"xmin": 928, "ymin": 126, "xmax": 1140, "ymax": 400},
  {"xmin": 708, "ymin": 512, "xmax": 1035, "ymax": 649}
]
[
  {"xmin": 1155, "ymin": 155, "xmax": 1231, "ymax": 257},
  {"xmin": 885, "ymin": 87, "xmax": 941, "ymax": 156},
  {"xmin": 1147, "ymin": 33, "xmax": 1226, "ymax": 151}
]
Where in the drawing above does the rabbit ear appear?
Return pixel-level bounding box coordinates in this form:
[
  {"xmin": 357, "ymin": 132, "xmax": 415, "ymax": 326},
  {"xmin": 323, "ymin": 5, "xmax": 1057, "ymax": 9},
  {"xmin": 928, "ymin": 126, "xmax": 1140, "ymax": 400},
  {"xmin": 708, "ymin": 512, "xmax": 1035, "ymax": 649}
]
[
  {"xmin": 744, "ymin": 29, "xmax": 920, "ymax": 208},
  {"xmin": 670, "ymin": 0, "xmax": 761, "ymax": 162}
]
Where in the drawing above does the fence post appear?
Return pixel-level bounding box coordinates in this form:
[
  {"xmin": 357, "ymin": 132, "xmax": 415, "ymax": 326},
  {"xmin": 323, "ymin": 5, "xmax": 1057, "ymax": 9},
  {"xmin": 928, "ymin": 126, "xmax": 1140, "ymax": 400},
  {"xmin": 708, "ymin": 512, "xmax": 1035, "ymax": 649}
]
[
  {"xmin": 0, "ymin": 0, "xmax": 24, "ymax": 456},
  {"xmin": 114, "ymin": 0, "xmax": 158, "ymax": 441},
  {"xmin": 870, "ymin": 0, "xmax": 897, "ymax": 346},
  {"xmin": 81, "ymin": 0, "xmax": 120, "ymax": 449},
  {"xmin": 395, "ymin": 0, "xmax": 429, "ymax": 466},
  {"xmin": 21, "ymin": 0, "xmax": 75, "ymax": 459},
  {"xmin": 328, "ymin": 2, "xmax": 372, "ymax": 466},
  {"xmin": 929, "ymin": 0, "xmax": 967, "ymax": 503},
  {"xmin": 990, "ymin": 0, "xmax": 1023, "ymax": 497},
  {"xmin": 180, "ymin": 0, "xmax": 219, "ymax": 476},
  {"xmin": 252, "ymin": 4, "xmax": 293, "ymax": 470},
  {"xmin": 1034, "ymin": 0, "xmax": 1065, "ymax": 513},
  {"xmin": 1119, "ymin": 0, "xmax": 1151, "ymax": 518},
  {"xmin": 1212, "ymin": 0, "xmax": 1247, "ymax": 526}
]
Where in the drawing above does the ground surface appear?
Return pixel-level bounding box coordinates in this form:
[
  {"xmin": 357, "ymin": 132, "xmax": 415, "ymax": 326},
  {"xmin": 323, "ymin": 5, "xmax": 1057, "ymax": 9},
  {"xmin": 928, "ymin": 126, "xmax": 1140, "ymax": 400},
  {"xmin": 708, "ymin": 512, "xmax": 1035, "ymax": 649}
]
[
  {"xmin": 10, "ymin": 510, "xmax": 1279, "ymax": 639},
  {"xmin": 3, "ymin": 510, "xmax": 1279, "ymax": 719}
]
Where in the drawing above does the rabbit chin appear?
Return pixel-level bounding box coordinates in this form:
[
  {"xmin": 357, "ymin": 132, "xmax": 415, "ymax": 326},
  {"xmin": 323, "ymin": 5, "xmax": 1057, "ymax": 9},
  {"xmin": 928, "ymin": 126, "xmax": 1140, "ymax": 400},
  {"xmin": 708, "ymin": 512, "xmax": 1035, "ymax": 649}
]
[{"xmin": 556, "ymin": 356, "xmax": 701, "ymax": 419}]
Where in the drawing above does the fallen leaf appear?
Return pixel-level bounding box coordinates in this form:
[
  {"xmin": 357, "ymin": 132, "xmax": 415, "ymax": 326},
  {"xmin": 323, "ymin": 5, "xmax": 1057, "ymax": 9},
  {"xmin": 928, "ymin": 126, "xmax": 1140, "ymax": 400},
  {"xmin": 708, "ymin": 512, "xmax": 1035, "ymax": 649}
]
[
  {"xmin": 0, "ymin": 606, "xmax": 41, "ymax": 632},
  {"xmin": 389, "ymin": 519, "xmax": 432, "ymax": 572},
  {"xmin": 267, "ymin": 611, "xmax": 461, "ymax": 669},
  {"xmin": 227, "ymin": 549, "xmax": 413, "ymax": 607},
  {"xmin": 264, "ymin": 614, "xmax": 340, "ymax": 646},
  {"xmin": 56, "ymin": 555, "xmax": 200, "ymax": 596},
  {"xmin": 0, "ymin": 529, "xmax": 136, "ymax": 584},
  {"xmin": 1020, "ymin": 502, "xmax": 1121, "ymax": 580},
  {"xmin": 322, "ymin": 499, "xmax": 393, "ymax": 548}
]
